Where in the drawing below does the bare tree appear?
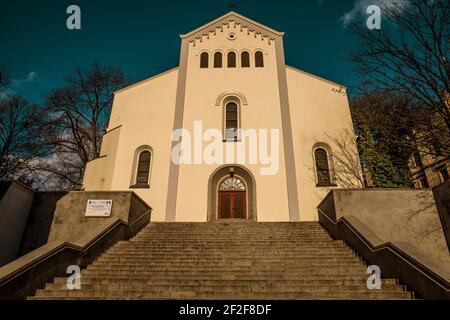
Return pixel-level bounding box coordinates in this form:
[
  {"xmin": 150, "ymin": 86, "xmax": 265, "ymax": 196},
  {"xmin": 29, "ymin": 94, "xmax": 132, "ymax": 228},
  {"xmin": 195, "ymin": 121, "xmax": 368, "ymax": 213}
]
[
  {"xmin": 325, "ymin": 129, "xmax": 365, "ymax": 189},
  {"xmin": 42, "ymin": 63, "xmax": 129, "ymax": 189},
  {"xmin": 0, "ymin": 96, "xmax": 49, "ymax": 182},
  {"xmin": 348, "ymin": 0, "xmax": 450, "ymax": 155},
  {"xmin": 310, "ymin": 129, "xmax": 365, "ymax": 189}
]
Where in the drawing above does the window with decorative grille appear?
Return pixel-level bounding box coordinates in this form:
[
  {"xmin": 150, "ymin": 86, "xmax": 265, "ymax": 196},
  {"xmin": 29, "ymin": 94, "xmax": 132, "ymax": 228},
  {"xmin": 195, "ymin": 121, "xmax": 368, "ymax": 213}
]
[
  {"xmin": 136, "ymin": 151, "xmax": 151, "ymax": 185},
  {"xmin": 315, "ymin": 148, "xmax": 331, "ymax": 186},
  {"xmin": 225, "ymin": 102, "xmax": 238, "ymax": 141}
]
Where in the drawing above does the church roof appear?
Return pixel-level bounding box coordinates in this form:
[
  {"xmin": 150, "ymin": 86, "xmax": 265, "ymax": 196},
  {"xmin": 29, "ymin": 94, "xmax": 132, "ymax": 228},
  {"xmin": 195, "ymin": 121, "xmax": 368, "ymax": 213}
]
[
  {"xmin": 286, "ymin": 65, "xmax": 347, "ymax": 90},
  {"xmin": 180, "ymin": 11, "xmax": 284, "ymax": 41}
]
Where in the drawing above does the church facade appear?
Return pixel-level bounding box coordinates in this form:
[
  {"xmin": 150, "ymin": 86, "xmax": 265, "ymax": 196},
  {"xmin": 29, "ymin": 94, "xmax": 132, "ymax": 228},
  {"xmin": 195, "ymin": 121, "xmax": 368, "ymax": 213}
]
[{"xmin": 82, "ymin": 12, "xmax": 362, "ymax": 222}]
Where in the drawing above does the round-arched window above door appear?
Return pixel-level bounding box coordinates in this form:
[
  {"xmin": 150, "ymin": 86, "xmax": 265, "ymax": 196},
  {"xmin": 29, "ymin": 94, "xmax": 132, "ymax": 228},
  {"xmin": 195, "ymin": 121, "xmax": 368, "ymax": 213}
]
[{"xmin": 219, "ymin": 177, "xmax": 245, "ymax": 191}]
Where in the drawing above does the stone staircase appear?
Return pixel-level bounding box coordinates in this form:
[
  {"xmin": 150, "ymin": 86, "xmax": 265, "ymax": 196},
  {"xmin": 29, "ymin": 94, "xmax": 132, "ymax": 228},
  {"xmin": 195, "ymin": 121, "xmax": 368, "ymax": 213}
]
[{"xmin": 30, "ymin": 221, "xmax": 414, "ymax": 300}]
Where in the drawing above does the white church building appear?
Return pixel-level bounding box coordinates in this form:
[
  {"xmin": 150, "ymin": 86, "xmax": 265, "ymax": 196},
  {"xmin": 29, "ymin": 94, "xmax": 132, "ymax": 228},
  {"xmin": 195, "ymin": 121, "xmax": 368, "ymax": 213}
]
[{"xmin": 82, "ymin": 12, "xmax": 362, "ymax": 222}]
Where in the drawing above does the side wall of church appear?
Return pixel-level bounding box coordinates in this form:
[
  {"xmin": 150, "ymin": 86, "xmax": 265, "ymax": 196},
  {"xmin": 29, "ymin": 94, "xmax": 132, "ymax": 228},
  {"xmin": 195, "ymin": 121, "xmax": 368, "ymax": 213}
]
[
  {"xmin": 286, "ymin": 67, "xmax": 363, "ymax": 220},
  {"xmin": 83, "ymin": 69, "xmax": 179, "ymax": 221}
]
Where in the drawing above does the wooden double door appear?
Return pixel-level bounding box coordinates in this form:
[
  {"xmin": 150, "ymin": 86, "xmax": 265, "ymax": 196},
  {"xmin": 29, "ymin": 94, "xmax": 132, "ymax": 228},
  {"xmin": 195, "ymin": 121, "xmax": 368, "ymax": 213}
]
[{"xmin": 218, "ymin": 191, "xmax": 247, "ymax": 219}]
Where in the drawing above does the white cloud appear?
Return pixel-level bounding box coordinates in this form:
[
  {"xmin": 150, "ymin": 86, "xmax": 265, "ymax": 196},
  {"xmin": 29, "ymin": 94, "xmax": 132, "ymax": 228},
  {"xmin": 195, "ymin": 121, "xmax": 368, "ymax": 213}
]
[
  {"xmin": 11, "ymin": 71, "xmax": 39, "ymax": 86},
  {"xmin": 0, "ymin": 71, "xmax": 39, "ymax": 99},
  {"xmin": 339, "ymin": 0, "xmax": 408, "ymax": 27}
]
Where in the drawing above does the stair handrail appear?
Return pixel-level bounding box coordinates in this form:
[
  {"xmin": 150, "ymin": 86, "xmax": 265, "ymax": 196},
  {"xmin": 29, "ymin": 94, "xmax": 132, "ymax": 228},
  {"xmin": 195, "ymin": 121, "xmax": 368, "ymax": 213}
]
[
  {"xmin": 0, "ymin": 209, "xmax": 151, "ymax": 299},
  {"xmin": 318, "ymin": 208, "xmax": 450, "ymax": 300}
]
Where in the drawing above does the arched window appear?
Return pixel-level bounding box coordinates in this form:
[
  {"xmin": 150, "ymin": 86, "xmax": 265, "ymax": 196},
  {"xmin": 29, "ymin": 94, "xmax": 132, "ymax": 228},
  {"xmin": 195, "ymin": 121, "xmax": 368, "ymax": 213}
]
[
  {"xmin": 227, "ymin": 52, "xmax": 236, "ymax": 68},
  {"xmin": 135, "ymin": 150, "xmax": 151, "ymax": 187},
  {"xmin": 200, "ymin": 52, "xmax": 209, "ymax": 68},
  {"xmin": 314, "ymin": 148, "xmax": 332, "ymax": 186},
  {"xmin": 214, "ymin": 52, "xmax": 222, "ymax": 68},
  {"xmin": 225, "ymin": 102, "xmax": 239, "ymax": 141},
  {"xmin": 241, "ymin": 51, "xmax": 250, "ymax": 68},
  {"xmin": 219, "ymin": 177, "xmax": 245, "ymax": 191},
  {"xmin": 255, "ymin": 51, "xmax": 264, "ymax": 67}
]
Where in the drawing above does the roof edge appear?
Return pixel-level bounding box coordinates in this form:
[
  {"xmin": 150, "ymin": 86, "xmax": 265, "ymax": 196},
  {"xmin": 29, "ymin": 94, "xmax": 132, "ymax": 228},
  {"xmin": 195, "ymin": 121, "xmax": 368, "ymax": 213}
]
[
  {"xmin": 115, "ymin": 66, "xmax": 179, "ymax": 94},
  {"xmin": 180, "ymin": 11, "xmax": 284, "ymax": 39},
  {"xmin": 286, "ymin": 65, "xmax": 347, "ymax": 90}
]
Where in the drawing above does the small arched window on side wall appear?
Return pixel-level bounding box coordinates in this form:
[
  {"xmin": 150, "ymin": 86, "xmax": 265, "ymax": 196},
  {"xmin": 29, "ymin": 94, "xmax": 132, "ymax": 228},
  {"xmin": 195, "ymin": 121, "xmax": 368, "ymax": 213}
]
[
  {"xmin": 214, "ymin": 52, "xmax": 223, "ymax": 68},
  {"xmin": 314, "ymin": 148, "xmax": 333, "ymax": 187},
  {"xmin": 241, "ymin": 51, "xmax": 250, "ymax": 68},
  {"xmin": 227, "ymin": 52, "xmax": 236, "ymax": 68},
  {"xmin": 255, "ymin": 51, "xmax": 264, "ymax": 68},
  {"xmin": 132, "ymin": 150, "xmax": 152, "ymax": 188},
  {"xmin": 200, "ymin": 52, "xmax": 209, "ymax": 68}
]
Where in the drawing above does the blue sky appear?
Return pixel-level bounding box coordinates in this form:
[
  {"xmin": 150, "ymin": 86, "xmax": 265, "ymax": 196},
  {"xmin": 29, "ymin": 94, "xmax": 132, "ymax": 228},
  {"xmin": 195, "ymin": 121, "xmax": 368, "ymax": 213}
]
[{"xmin": 0, "ymin": 0, "xmax": 376, "ymax": 102}]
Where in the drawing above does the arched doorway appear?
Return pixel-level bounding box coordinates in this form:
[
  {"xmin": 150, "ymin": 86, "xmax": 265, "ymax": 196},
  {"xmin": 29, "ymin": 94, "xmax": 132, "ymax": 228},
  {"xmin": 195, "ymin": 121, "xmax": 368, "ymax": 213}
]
[
  {"xmin": 218, "ymin": 176, "xmax": 247, "ymax": 219},
  {"xmin": 208, "ymin": 165, "xmax": 256, "ymax": 221}
]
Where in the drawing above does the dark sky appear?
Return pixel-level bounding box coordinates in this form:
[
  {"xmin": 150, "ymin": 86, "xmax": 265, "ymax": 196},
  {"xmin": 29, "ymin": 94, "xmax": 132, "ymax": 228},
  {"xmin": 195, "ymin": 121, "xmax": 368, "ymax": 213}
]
[{"xmin": 0, "ymin": 0, "xmax": 369, "ymax": 103}]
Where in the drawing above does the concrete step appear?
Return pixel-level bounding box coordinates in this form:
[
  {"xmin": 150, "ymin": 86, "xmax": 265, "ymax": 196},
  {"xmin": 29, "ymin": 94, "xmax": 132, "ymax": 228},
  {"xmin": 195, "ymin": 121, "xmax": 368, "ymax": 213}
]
[
  {"xmin": 95, "ymin": 255, "xmax": 360, "ymax": 265},
  {"xmin": 52, "ymin": 277, "xmax": 399, "ymax": 286},
  {"xmin": 145, "ymin": 222, "xmax": 323, "ymax": 227},
  {"xmin": 108, "ymin": 244, "xmax": 349, "ymax": 250},
  {"xmin": 137, "ymin": 232, "xmax": 329, "ymax": 236},
  {"xmin": 81, "ymin": 268, "xmax": 369, "ymax": 277},
  {"xmin": 30, "ymin": 221, "xmax": 413, "ymax": 300},
  {"xmin": 96, "ymin": 255, "xmax": 359, "ymax": 262},
  {"xmin": 103, "ymin": 247, "xmax": 354, "ymax": 254},
  {"xmin": 103, "ymin": 250, "xmax": 355, "ymax": 257},
  {"xmin": 86, "ymin": 263, "xmax": 366, "ymax": 273},
  {"xmin": 135, "ymin": 230, "xmax": 330, "ymax": 235},
  {"xmin": 42, "ymin": 283, "xmax": 407, "ymax": 293},
  {"xmin": 132, "ymin": 237, "xmax": 333, "ymax": 242},
  {"xmin": 117, "ymin": 239, "xmax": 343, "ymax": 246},
  {"xmin": 91, "ymin": 258, "xmax": 364, "ymax": 270},
  {"xmin": 70, "ymin": 273, "xmax": 386, "ymax": 281},
  {"xmin": 31, "ymin": 289, "xmax": 412, "ymax": 300}
]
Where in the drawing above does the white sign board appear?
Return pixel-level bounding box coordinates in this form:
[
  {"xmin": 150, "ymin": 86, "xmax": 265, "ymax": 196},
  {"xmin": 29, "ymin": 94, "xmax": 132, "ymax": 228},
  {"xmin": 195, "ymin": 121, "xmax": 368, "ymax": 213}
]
[{"xmin": 85, "ymin": 200, "xmax": 113, "ymax": 217}]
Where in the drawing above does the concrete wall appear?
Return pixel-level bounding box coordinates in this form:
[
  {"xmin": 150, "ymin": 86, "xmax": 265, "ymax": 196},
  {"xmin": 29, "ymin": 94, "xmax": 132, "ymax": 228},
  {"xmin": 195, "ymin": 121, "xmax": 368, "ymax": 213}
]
[
  {"xmin": 48, "ymin": 191, "xmax": 151, "ymax": 243},
  {"xmin": 433, "ymin": 181, "xmax": 450, "ymax": 252},
  {"xmin": 0, "ymin": 182, "xmax": 11, "ymax": 201},
  {"xmin": 0, "ymin": 182, "xmax": 34, "ymax": 266},
  {"xmin": 18, "ymin": 192, "xmax": 68, "ymax": 256},
  {"xmin": 318, "ymin": 189, "xmax": 450, "ymax": 269}
]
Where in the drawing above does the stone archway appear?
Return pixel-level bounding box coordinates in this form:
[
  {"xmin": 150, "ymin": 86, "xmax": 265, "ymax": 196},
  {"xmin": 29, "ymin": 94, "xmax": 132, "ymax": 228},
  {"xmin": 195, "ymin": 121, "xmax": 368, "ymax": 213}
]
[{"xmin": 208, "ymin": 165, "xmax": 256, "ymax": 221}]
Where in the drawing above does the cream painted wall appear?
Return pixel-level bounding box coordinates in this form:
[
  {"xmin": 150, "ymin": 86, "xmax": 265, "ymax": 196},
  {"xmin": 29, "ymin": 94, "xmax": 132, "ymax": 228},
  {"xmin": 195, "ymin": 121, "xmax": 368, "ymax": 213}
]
[
  {"xmin": 84, "ymin": 126, "xmax": 121, "ymax": 190},
  {"xmin": 175, "ymin": 22, "xmax": 290, "ymax": 222},
  {"xmin": 287, "ymin": 66, "xmax": 362, "ymax": 221},
  {"xmin": 84, "ymin": 69, "xmax": 178, "ymax": 221}
]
